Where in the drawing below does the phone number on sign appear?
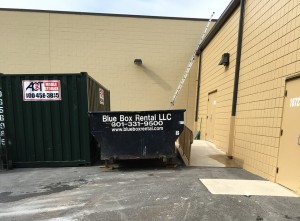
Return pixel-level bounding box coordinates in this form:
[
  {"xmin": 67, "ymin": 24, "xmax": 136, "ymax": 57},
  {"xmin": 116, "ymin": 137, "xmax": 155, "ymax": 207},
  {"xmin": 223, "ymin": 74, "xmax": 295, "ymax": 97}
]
[
  {"xmin": 25, "ymin": 93, "xmax": 60, "ymax": 99},
  {"xmin": 111, "ymin": 121, "xmax": 164, "ymax": 127}
]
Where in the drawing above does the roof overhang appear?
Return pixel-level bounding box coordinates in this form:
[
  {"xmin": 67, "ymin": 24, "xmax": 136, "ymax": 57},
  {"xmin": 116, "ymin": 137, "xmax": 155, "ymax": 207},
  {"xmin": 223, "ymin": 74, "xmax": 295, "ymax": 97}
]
[{"xmin": 196, "ymin": 0, "xmax": 240, "ymax": 55}]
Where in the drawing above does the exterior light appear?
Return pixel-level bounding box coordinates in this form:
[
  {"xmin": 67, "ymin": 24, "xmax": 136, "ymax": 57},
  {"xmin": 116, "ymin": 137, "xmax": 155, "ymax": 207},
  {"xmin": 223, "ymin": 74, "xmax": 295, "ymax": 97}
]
[
  {"xmin": 134, "ymin": 59, "xmax": 142, "ymax": 65},
  {"xmin": 219, "ymin": 53, "xmax": 230, "ymax": 66}
]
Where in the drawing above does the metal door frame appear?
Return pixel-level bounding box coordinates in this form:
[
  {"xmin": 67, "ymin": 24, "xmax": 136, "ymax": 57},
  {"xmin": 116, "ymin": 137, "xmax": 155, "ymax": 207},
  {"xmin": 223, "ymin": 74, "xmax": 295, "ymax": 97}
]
[
  {"xmin": 206, "ymin": 90, "xmax": 217, "ymax": 141},
  {"xmin": 276, "ymin": 74, "xmax": 300, "ymax": 193}
]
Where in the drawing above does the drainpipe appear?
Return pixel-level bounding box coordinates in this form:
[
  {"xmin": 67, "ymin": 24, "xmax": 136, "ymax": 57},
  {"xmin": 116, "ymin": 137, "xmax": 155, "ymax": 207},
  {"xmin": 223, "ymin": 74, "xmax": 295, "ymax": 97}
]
[
  {"xmin": 195, "ymin": 52, "xmax": 202, "ymax": 122},
  {"xmin": 228, "ymin": 0, "xmax": 246, "ymax": 157}
]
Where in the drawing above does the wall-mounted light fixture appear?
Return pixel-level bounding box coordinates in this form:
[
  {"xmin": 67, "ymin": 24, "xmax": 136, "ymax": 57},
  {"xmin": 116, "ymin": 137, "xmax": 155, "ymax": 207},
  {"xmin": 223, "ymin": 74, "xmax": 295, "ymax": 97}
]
[
  {"xmin": 134, "ymin": 59, "xmax": 142, "ymax": 65},
  {"xmin": 219, "ymin": 53, "xmax": 230, "ymax": 66}
]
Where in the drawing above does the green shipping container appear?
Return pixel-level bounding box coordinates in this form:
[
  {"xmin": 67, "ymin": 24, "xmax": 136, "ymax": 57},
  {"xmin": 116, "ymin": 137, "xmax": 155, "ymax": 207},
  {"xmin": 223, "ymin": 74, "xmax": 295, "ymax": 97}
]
[{"xmin": 0, "ymin": 72, "xmax": 110, "ymax": 168}]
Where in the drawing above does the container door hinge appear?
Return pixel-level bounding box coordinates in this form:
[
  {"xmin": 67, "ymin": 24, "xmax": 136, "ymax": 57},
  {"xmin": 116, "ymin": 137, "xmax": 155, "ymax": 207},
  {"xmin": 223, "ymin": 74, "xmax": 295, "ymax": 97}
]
[
  {"xmin": 276, "ymin": 167, "xmax": 279, "ymax": 173},
  {"xmin": 206, "ymin": 116, "xmax": 208, "ymax": 119},
  {"xmin": 280, "ymin": 129, "xmax": 283, "ymax": 136},
  {"xmin": 285, "ymin": 90, "xmax": 287, "ymax": 97}
]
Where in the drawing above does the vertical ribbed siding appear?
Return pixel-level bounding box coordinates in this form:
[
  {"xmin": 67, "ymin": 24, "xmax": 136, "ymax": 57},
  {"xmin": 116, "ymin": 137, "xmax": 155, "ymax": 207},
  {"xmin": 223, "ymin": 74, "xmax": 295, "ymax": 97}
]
[
  {"xmin": 0, "ymin": 73, "xmax": 110, "ymax": 167},
  {"xmin": 87, "ymin": 75, "xmax": 111, "ymax": 112}
]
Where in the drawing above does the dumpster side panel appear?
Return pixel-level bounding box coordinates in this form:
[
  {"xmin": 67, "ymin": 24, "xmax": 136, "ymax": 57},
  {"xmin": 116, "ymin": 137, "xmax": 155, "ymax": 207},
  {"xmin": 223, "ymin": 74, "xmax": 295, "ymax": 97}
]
[
  {"xmin": 86, "ymin": 74, "xmax": 111, "ymax": 163},
  {"xmin": 77, "ymin": 73, "xmax": 90, "ymax": 162},
  {"xmin": 89, "ymin": 110, "xmax": 185, "ymax": 161},
  {"xmin": 87, "ymin": 75, "xmax": 111, "ymax": 112},
  {"xmin": 1, "ymin": 73, "xmax": 91, "ymax": 167},
  {"xmin": 104, "ymin": 90, "xmax": 111, "ymax": 112}
]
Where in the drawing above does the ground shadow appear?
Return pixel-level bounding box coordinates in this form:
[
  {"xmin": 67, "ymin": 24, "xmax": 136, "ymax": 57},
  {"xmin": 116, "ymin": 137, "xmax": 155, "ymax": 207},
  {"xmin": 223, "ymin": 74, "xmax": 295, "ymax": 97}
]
[
  {"xmin": 99, "ymin": 154, "xmax": 185, "ymax": 172},
  {"xmin": 209, "ymin": 154, "xmax": 243, "ymax": 168}
]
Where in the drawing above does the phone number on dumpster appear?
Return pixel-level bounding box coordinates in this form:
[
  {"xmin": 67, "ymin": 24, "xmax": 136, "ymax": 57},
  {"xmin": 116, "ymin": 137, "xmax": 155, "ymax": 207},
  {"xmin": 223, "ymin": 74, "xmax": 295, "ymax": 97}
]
[{"xmin": 102, "ymin": 113, "xmax": 172, "ymax": 132}]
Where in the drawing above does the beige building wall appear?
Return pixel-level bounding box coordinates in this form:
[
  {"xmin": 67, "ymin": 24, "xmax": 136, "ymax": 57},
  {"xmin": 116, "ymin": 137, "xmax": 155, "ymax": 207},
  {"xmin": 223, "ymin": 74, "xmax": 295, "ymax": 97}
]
[
  {"xmin": 234, "ymin": 0, "xmax": 300, "ymax": 181},
  {"xmin": 0, "ymin": 10, "xmax": 213, "ymax": 120},
  {"xmin": 196, "ymin": 0, "xmax": 300, "ymax": 185},
  {"xmin": 197, "ymin": 7, "xmax": 240, "ymax": 153},
  {"xmin": 173, "ymin": 58, "xmax": 199, "ymax": 130}
]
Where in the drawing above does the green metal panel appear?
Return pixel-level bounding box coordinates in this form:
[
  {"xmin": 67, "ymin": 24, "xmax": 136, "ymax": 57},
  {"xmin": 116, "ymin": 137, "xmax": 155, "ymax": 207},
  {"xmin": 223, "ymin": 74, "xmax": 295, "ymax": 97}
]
[
  {"xmin": 87, "ymin": 75, "xmax": 111, "ymax": 112},
  {"xmin": 0, "ymin": 72, "xmax": 110, "ymax": 168},
  {"xmin": 0, "ymin": 75, "xmax": 9, "ymax": 169}
]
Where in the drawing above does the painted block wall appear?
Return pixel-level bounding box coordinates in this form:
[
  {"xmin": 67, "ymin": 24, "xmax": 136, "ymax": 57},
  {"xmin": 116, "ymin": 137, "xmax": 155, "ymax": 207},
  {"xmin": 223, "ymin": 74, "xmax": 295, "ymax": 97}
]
[
  {"xmin": 173, "ymin": 57, "xmax": 199, "ymax": 130},
  {"xmin": 235, "ymin": 0, "xmax": 300, "ymax": 181},
  {"xmin": 197, "ymin": 8, "xmax": 240, "ymax": 153},
  {"xmin": 196, "ymin": 0, "xmax": 300, "ymax": 183},
  {"xmin": 0, "ymin": 10, "xmax": 212, "ymax": 118}
]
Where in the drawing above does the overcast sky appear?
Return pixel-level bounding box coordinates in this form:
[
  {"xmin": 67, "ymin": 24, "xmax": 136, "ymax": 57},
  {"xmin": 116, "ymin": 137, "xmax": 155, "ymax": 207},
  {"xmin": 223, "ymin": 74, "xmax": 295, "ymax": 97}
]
[{"xmin": 0, "ymin": 0, "xmax": 232, "ymax": 19}]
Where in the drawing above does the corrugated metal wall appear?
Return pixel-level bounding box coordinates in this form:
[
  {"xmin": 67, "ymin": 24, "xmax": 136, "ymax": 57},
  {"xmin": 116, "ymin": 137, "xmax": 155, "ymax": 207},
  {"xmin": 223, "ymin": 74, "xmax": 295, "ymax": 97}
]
[
  {"xmin": 0, "ymin": 72, "xmax": 110, "ymax": 168},
  {"xmin": 0, "ymin": 80, "xmax": 9, "ymax": 169},
  {"xmin": 87, "ymin": 75, "xmax": 110, "ymax": 112}
]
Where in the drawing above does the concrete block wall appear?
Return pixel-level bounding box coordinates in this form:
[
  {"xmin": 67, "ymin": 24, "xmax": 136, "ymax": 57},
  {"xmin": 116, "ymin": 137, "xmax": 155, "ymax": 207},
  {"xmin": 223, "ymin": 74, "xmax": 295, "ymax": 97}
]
[
  {"xmin": 195, "ymin": 0, "xmax": 300, "ymax": 183},
  {"xmin": 173, "ymin": 58, "xmax": 198, "ymax": 130},
  {"xmin": 0, "ymin": 12, "xmax": 50, "ymax": 73},
  {"xmin": 197, "ymin": 8, "xmax": 240, "ymax": 153},
  {"xmin": 234, "ymin": 0, "xmax": 300, "ymax": 181},
  {"xmin": 0, "ymin": 10, "xmax": 212, "ymax": 119}
]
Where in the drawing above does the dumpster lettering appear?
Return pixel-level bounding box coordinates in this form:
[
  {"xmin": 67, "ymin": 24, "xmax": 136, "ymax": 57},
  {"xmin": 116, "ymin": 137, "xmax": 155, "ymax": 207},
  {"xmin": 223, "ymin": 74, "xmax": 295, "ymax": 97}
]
[
  {"xmin": 22, "ymin": 80, "xmax": 61, "ymax": 101},
  {"xmin": 112, "ymin": 126, "xmax": 163, "ymax": 132},
  {"xmin": 102, "ymin": 114, "xmax": 171, "ymax": 123},
  {"xmin": 135, "ymin": 114, "xmax": 156, "ymax": 121},
  {"xmin": 159, "ymin": 113, "xmax": 171, "ymax": 121},
  {"xmin": 102, "ymin": 115, "xmax": 117, "ymax": 122},
  {"xmin": 110, "ymin": 120, "xmax": 164, "ymax": 128},
  {"xmin": 120, "ymin": 115, "xmax": 133, "ymax": 122},
  {"xmin": 100, "ymin": 113, "xmax": 174, "ymax": 133}
]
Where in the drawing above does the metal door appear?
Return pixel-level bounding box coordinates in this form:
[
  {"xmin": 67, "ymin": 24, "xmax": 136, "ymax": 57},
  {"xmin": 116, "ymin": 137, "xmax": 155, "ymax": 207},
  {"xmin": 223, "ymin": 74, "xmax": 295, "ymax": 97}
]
[
  {"xmin": 206, "ymin": 91, "xmax": 217, "ymax": 141},
  {"xmin": 276, "ymin": 77, "xmax": 300, "ymax": 194}
]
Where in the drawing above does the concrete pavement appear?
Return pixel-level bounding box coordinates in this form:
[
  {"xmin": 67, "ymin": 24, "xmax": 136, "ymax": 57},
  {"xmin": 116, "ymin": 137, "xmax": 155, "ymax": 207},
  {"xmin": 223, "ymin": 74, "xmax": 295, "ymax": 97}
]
[{"xmin": 190, "ymin": 140, "xmax": 240, "ymax": 167}]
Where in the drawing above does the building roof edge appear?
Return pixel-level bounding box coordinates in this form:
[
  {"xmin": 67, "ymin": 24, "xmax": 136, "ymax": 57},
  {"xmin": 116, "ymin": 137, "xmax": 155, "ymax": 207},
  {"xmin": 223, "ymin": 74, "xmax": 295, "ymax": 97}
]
[
  {"xmin": 0, "ymin": 8, "xmax": 218, "ymax": 22},
  {"xmin": 196, "ymin": 0, "xmax": 240, "ymax": 55}
]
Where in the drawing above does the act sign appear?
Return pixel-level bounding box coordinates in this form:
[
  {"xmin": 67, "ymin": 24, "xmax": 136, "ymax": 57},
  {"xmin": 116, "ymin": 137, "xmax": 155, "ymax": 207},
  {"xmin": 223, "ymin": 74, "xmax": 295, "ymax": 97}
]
[{"xmin": 22, "ymin": 80, "xmax": 61, "ymax": 101}]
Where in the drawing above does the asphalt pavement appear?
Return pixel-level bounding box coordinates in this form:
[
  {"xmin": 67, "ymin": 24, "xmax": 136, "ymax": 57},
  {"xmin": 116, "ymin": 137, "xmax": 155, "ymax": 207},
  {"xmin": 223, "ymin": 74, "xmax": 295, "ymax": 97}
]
[{"xmin": 0, "ymin": 162, "xmax": 300, "ymax": 221}]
